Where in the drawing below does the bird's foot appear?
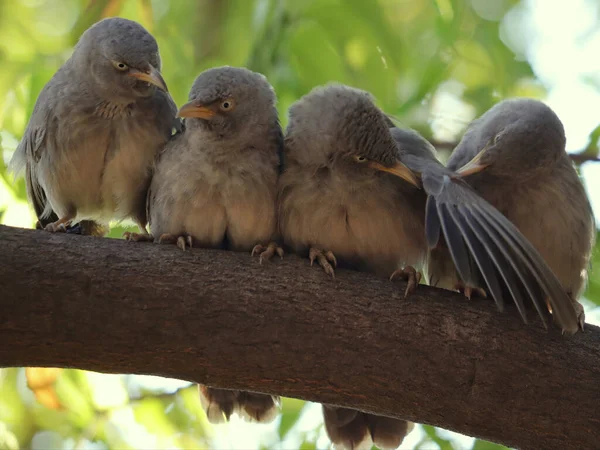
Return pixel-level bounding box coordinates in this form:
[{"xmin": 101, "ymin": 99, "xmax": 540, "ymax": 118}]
[
  {"xmin": 309, "ymin": 247, "xmax": 337, "ymax": 278},
  {"xmin": 389, "ymin": 266, "xmax": 422, "ymax": 298},
  {"xmin": 43, "ymin": 217, "xmax": 73, "ymax": 233},
  {"xmin": 453, "ymin": 281, "xmax": 487, "ymax": 300},
  {"xmin": 37, "ymin": 220, "xmax": 80, "ymax": 234},
  {"xmin": 158, "ymin": 233, "xmax": 193, "ymax": 251},
  {"xmin": 123, "ymin": 231, "xmax": 154, "ymax": 242},
  {"xmin": 251, "ymin": 242, "xmax": 284, "ymax": 264}
]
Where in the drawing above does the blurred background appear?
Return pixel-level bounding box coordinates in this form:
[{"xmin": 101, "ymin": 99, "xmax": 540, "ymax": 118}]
[{"xmin": 1, "ymin": 0, "xmax": 599, "ymax": 448}]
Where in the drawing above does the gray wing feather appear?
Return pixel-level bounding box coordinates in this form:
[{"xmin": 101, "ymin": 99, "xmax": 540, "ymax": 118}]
[
  {"xmin": 395, "ymin": 126, "xmax": 577, "ymax": 332},
  {"xmin": 429, "ymin": 177, "xmax": 577, "ymax": 332}
]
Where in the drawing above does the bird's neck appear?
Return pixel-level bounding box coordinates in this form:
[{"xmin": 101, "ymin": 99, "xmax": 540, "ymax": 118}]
[{"xmin": 93, "ymin": 99, "xmax": 136, "ymax": 119}]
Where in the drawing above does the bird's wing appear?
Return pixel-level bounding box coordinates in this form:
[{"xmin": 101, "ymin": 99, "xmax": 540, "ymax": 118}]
[
  {"xmin": 9, "ymin": 82, "xmax": 59, "ymax": 226},
  {"xmin": 394, "ymin": 125, "xmax": 578, "ymax": 333},
  {"xmin": 422, "ymin": 170, "xmax": 578, "ymax": 333}
]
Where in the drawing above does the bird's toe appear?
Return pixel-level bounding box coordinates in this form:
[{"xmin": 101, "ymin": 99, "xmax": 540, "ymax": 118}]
[
  {"xmin": 453, "ymin": 281, "xmax": 488, "ymax": 300},
  {"xmin": 390, "ymin": 266, "xmax": 422, "ymax": 298},
  {"xmin": 309, "ymin": 248, "xmax": 336, "ymax": 278}
]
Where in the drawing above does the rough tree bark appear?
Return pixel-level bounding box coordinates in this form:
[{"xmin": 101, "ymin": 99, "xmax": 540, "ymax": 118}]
[{"xmin": 0, "ymin": 224, "xmax": 599, "ymax": 449}]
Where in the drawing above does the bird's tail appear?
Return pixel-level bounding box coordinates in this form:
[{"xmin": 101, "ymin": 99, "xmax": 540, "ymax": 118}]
[
  {"xmin": 198, "ymin": 385, "xmax": 280, "ymax": 424},
  {"xmin": 322, "ymin": 405, "xmax": 413, "ymax": 450}
]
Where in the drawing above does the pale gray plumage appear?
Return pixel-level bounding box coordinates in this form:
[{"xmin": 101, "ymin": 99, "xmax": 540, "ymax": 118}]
[
  {"xmin": 147, "ymin": 66, "xmax": 282, "ymax": 253},
  {"xmin": 279, "ymin": 84, "xmax": 424, "ymax": 450},
  {"xmin": 279, "ymin": 84, "xmax": 426, "ymax": 279},
  {"xmin": 9, "ymin": 17, "xmax": 178, "ymax": 235},
  {"xmin": 146, "ymin": 66, "xmax": 282, "ymax": 423},
  {"xmin": 425, "ymin": 98, "xmax": 594, "ymax": 331}
]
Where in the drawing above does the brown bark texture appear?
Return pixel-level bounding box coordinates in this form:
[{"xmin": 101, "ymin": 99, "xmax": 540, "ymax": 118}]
[{"xmin": 0, "ymin": 224, "xmax": 599, "ymax": 449}]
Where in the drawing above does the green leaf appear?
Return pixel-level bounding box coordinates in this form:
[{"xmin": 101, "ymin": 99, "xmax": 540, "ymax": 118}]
[
  {"xmin": 421, "ymin": 425, "xmax": 454, "ymax": 450},
  {"xmin": 55, "ymin": 370, "xmax": 95, "ymax": 429},
  {"xmin": 278, "ymin": 398, "xmax": 305, "ymax": 439},
  {"xmin": 133, "ymin": 397, "xmax": 178, "ymax": 437},
  {"xmin": 583, "ymin": 232, "xmax": 600, "ymax": 306},
  {"xmin": 472, "ymin": 438, "xmax": 510, "ymax": 450}
]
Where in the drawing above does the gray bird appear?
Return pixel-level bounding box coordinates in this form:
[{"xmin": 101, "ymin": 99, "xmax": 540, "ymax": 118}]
[
  {"xmin": 279, "ymin": 84, "xmax": 424, "ymax": 450},
  {"xmin": 425, "ymin": 98, "xmax": 594, "ymax": 331},
  {"xmin": 279, "ymin": 85, "xmax": 586, "ymax": 449},
  {"xmin": 279, "ymin": 84, "xmax": 424, "ymax": 286},
  {"xmin": 9, "ymin": 17, "xmax": 177, "ymax": 236},
  {"xmin": 145, "ymin": 66, "xmax": 283, "ymax": 423}
]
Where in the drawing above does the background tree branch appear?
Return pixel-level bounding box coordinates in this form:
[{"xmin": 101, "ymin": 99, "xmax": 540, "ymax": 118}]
[
  {"xmin": 430, "ymin": 140, "xmax": 600, "ymax": 164},
  {"xmin": 0, "ymin": 224, "xmax": 598, "ymax": 450}
]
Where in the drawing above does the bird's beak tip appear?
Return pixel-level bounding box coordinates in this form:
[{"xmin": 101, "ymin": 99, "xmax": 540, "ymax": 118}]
[{"xmin": 128, "ymin": 66, "xmax": 168, "ymax": 92}]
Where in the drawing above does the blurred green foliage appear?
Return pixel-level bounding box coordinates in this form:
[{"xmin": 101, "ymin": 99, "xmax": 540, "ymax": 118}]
[{"xmin": 0, "ymin": 0, "xmax": 597, "ymax": 449}]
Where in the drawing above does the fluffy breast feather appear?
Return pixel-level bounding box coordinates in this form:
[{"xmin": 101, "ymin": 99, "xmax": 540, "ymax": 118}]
[{"xmin": 279, "ymin": 164, "xmax": 427, "ymax": 276}]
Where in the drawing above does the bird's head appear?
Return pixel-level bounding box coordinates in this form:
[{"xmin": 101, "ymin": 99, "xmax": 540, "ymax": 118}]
[
  {"xmin": 453, "ymin": 98, "xmax": 566, "ymax": 178},
  {"xmin": 285, "ymin": 84, "xmax": 419, "ymax": 187},
  {"xmin": 177, "ymin": 66, "xmax": 278, "ymax": 138},
  {"xmin": 75, "ymin": 17, "xmax": 168, "ymax": 102}
]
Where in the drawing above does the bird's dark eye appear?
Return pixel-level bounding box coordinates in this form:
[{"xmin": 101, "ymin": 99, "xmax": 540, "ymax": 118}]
[
  {"xmin": 112, "ymin": 61, "xmax": 129, "ymax": 71},
  {"xmin": 355, "ymin": 155, "xmax": 367, "ymax": 163},
  {"xmin": 219, "ymin": 98, "xmax": 236, "ymax": 112}
]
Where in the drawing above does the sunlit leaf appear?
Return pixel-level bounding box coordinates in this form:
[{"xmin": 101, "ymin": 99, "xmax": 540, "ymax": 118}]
[
  {"xmin": 133, "ymin": 397, "xmax": 178, "ymax": 437},
  {"xmin": 583, "ymin": 232, "xmax": 600, "ymax": 306},
  {"xmin": 278, "ymin": 398, "xmax": 305, "ymax": 439},
  {"xmin": 55, "ymin": 370, "xmax": 95, "ymax": 429},
  {"xmin": 421, "ymin": 424, "xmax": 454, "ymax": 450},
  {"xmin": 0, "ymin": 369, "xmax": 35, "ymax": 444},
  {"xmin": 472, "ymin": 438, "xmax": 510, "ymax": 450},
  {"xmin": 0, "ymin": 421, "xmax": 19, "ymax": 450}
]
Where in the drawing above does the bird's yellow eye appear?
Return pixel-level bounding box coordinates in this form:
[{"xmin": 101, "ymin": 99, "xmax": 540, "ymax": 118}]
[
  {"xmin": 112, "ymin": 61, "xmax": 129, "ymax": 71},
  {"xmin": 220, "ymin": 98, "xmax": 235, "ymax": 111},
  {"xmin": 354, "ymin": 155, "xmax": 368, "ymax": 163}
]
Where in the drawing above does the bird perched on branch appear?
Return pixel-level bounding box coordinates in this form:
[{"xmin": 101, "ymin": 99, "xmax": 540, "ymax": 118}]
[
  {"xmin": 278, "ymin": 84, "xmax": 586, "ymax": 449},
  {"xmin": 425, "ymin": 98, "xmax": 594, "ymax": 331},
  {"xmin": 142, "ymin": 66, "xmax": 283, "ymax": 423},
  {"xmin": 141, "ymin": 66, "xmax": 283, "ymax": 261},
  {"xmin": 279, "ymin": 84, "xmax": 424, "ymax": 450},
  {"xmin": 279, "ymin": 84, "xmax": 425, "ymax": 288},
  {"xmin": 9, "ymin": 17, "xmax": 178, "ymax": 237}
]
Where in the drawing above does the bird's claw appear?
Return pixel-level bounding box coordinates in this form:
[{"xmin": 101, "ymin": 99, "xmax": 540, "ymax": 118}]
[
  {"xmin": 158, "ymin": 233, "xmax": 193, "ymax": 251},
  {"xmin": 251, "ymin": 242, "xmax": 284, "ymax": 264},
  {"xmin": 308, "ymin": 248, "xmax": 337, "ymax": 278},
  {"xmin": 43, "ymin": 219, "xmax": 72, "ymax": 233},
  {"xmin": 123, "ymin": 231, "xmax": 153, "ymax": 242},
  {"xmin": 390, "ymin": 266, "xmax": 422, "ymax": 298},
  {"xmin": 453, "ymin": 281, "xmax": 487, "ymax": 300}
]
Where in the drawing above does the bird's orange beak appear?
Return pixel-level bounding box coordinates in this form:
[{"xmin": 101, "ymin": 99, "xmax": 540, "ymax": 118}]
[
  {"xmin": 369, "ymin": 160, "xmax": 421, "ymax": 187},
  {"xmin": 128, "ymin": 65, "xmax": 168, "ymax": 92},
  {"xmin": 177, "ymin": 102, "xmax": 216, "ymax": 119},
  {"xmin": 455, "ymin": 147, "xmax": 490, "ymax": 177}
]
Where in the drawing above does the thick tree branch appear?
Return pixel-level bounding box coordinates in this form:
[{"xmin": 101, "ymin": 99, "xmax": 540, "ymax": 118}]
[{"xmin": 0, "ymin": 224, "xmax": 599, "ymax": 449}]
